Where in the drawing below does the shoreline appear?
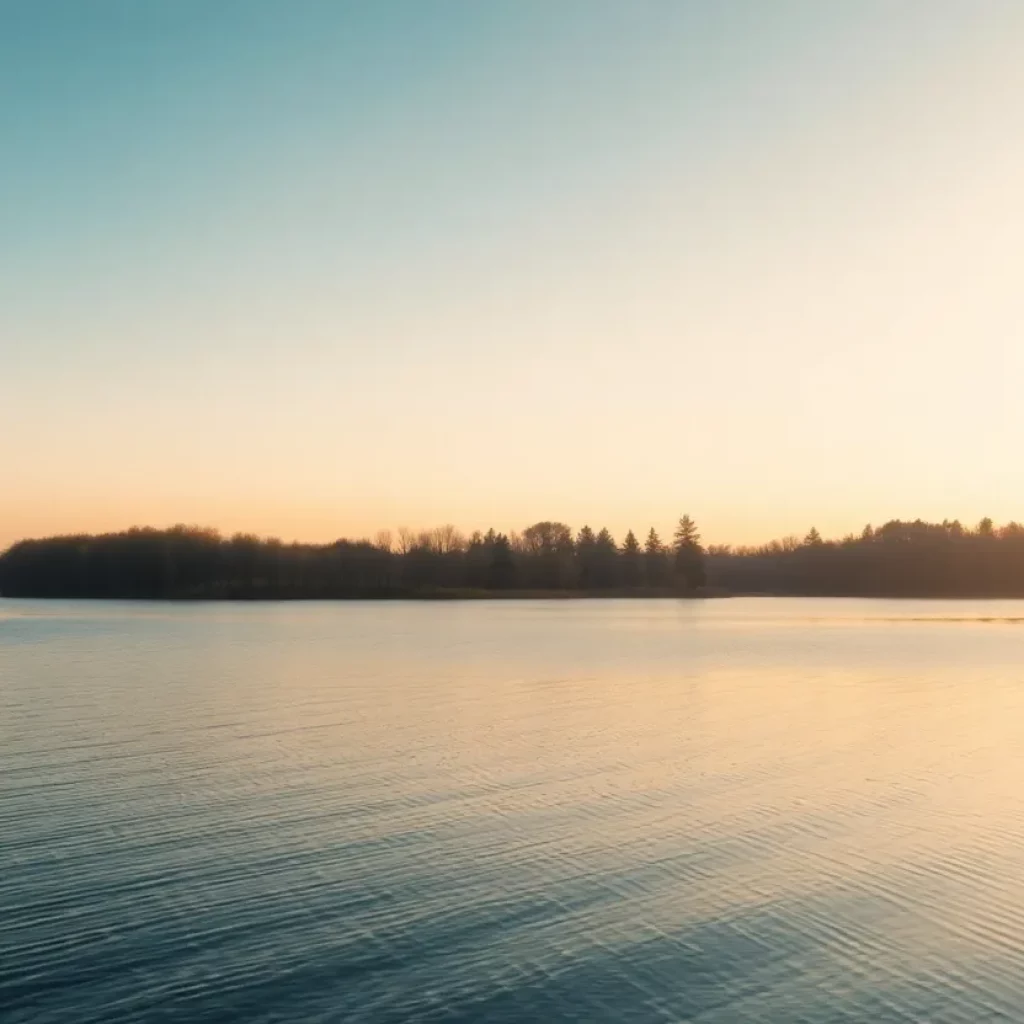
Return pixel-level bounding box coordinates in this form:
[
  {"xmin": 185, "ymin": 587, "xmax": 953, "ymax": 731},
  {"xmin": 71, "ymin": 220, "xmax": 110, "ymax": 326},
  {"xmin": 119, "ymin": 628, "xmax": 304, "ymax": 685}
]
[
  {"xmin": 0, "ymin": 587, "xmax": 724, "ymax": 602},
  {"xmin": 6, "ymin": 589, "xmax": 1024, "ymax": 602}
]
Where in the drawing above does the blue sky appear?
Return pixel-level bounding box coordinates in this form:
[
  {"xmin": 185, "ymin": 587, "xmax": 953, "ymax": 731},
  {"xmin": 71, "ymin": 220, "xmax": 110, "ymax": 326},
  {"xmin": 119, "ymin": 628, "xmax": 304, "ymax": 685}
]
[{"xmin": 3, "ymin": 2, "xmax": 1024, "ymax": 546}]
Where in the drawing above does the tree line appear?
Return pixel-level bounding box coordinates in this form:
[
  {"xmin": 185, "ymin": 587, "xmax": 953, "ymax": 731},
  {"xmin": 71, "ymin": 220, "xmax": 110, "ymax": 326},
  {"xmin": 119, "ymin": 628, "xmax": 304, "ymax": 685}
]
[
  {"xmin": 708, "ymin": 517, "xmax": 1024, "ymax": 597},
  {"xmin": 0, "ymin": 517, "xmax": 705, "ymax": 599},
  {"xmin": 2, "ymin": 516, "xmax": 1024, "ymax": 599}
]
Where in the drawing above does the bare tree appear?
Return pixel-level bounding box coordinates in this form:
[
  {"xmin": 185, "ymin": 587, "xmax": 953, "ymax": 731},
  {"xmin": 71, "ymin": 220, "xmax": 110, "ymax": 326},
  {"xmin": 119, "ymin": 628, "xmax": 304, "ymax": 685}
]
[{"xmin": 431, "ymin": 524, "xmax": 465, "ymax": 555}]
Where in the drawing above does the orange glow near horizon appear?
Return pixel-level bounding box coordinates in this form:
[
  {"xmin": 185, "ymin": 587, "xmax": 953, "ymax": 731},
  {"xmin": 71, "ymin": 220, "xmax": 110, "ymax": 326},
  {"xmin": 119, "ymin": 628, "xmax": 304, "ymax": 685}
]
[{"xmin": 3, "ymin": 6, "xmax": 1023, "ymax": 551}]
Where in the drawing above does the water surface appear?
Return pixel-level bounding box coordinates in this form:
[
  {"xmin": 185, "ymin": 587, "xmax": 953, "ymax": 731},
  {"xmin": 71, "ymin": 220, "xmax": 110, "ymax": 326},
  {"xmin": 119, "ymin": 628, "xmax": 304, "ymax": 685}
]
[{"xmin": 4, "ymin": 597, "xmax": 1024, "ymax": 1022}]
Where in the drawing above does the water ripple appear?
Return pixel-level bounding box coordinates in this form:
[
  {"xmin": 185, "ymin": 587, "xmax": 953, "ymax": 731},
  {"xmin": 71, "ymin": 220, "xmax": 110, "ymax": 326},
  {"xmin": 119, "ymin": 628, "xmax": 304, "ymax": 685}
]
[{"xmin": 4, "ymin": 597, "xmax": 1024, "ymax": 1022}]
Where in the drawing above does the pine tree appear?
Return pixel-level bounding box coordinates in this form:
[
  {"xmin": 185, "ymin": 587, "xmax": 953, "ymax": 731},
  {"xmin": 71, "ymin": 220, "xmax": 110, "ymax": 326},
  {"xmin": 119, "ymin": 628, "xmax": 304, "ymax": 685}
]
[
  {"xmin": 645, "ymin": 527, "xmax": 668, "ymax": 587},
  {"xmin": 621, "ymin": 530, "xmax": 641, "ymax": 587},
  {"xmin": 673, "ymin": 515, "xmax": 701, "ymax": 551},
  {"xmin": 594, "ymin": 528, "xmax": 617, "ymax": 588},
  {"xmin": 645, "ymin": 527, "xmax": 664, "ymax": 555},
  {"xmin": 488, "ymin": 532, "xmax": 515, "ymax": 589},
  {"xmin": 672, "ymin": 514, "xmax": 706, "ymax": 591}
]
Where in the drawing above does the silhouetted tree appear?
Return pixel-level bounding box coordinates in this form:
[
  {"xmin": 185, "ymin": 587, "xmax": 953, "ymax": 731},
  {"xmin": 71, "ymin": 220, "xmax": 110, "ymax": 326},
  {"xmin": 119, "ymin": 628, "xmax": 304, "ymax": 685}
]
[
  {"xmin": 593, "ymin": 528, "xmax": 618, "ymax": 588},
  {"xmin": 644, "ymin": 528, "xmax": 669, "ymax": 587},
  {"xmin": 620, "ymin": 530, "xmax": 641, "ymax": 587},
  {"xmin": 520, "ymin": 521, "xmax": 574, "ymax": 589},
  {"xmin": 673, "ymin": 514, "xmax": 706, "ymax": 590},
  {"xmin": 488, "ymin": 532, "xmax": 516, "ymax": 589},
  {"xmin": 465, "ymin": 531, "xmax": 489, "ymax": 588},
  {"xmin": 431, "ymin": 524, "xmax": 465, "ymax": 555},
  {"xmin": 575, "ymin": 526, "xmax": 596, "ymax": 587}
]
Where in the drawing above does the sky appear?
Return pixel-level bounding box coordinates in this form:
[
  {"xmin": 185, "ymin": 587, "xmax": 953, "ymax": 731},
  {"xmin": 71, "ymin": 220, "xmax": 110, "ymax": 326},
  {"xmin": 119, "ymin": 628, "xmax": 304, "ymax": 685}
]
[{"xmin": 3, "ymin": 1, "xmax": 1024, "ymax": 549}]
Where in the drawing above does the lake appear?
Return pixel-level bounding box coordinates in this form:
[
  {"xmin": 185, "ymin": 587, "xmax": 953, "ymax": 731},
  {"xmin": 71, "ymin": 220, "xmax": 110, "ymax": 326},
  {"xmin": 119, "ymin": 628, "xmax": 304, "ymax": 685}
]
[{"xmin": 3, "ymin": 597, "xmax": 1024, "ymax": 1023}]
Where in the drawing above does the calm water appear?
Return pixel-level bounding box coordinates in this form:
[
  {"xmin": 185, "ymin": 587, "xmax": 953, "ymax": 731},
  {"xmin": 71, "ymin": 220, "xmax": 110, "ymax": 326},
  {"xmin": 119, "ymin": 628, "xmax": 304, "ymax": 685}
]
[{"xmin": 4, "ymin": 598, "xmax": 1024, "ymax": 1023}]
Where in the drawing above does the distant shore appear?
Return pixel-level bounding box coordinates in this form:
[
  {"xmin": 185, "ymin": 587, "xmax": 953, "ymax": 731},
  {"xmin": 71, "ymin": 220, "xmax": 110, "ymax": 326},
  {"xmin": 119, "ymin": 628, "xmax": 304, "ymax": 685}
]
[
  {"xmin": 400, "ymin": 587, "xmax": 729, "ymax": 600},
  {"xmin": 5, "ymin": 518, "xmax": 1024, "ymax": 600},
  {"xmin": 0, "ymin": 587, "xmax": 728, "ymax": 602},
  {"xmin": 8, "ymin": 589, "xmax": 1024, "ymax": 602}
]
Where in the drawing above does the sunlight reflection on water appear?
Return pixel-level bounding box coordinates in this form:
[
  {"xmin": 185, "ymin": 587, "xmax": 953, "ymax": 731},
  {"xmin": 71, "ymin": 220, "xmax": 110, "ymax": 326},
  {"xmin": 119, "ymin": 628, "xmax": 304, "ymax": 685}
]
[{"xmin": 3, "ymin": 597, "xmax": 1024, "ymax": 1022}]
